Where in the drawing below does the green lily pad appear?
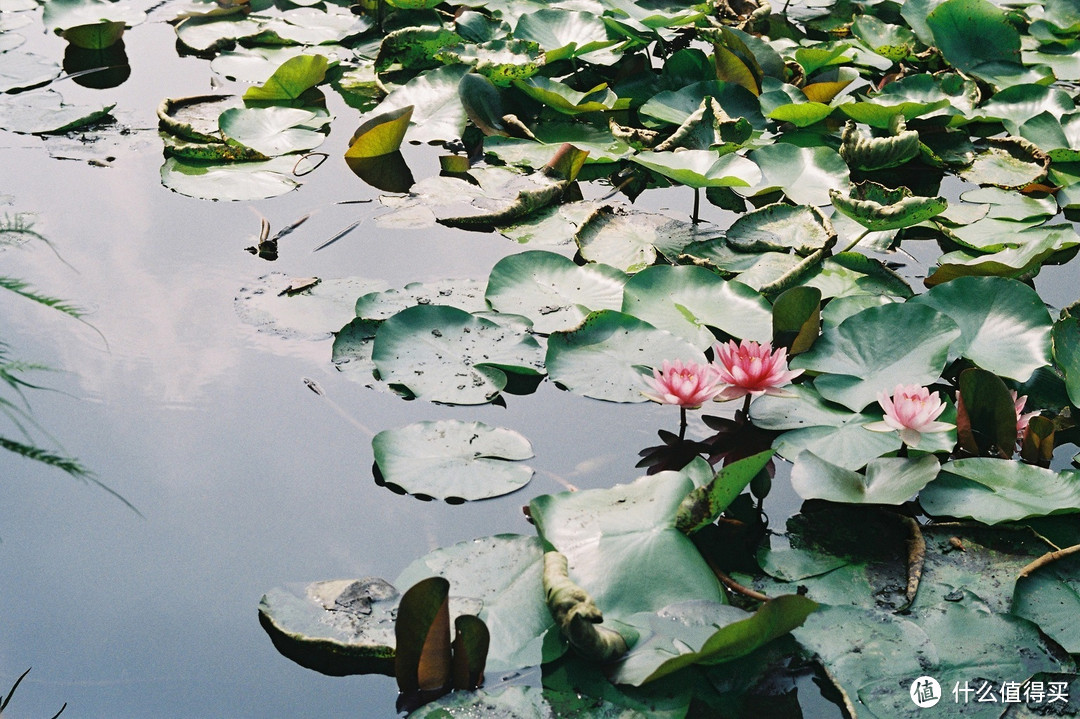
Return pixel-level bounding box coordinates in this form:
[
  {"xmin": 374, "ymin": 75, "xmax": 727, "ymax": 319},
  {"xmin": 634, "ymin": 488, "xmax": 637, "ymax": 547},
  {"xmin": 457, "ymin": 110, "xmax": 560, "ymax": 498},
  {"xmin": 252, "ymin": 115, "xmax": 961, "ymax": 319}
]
[
  {"xmin": 395, "ymin": 534, "xmax": 560, "ymax": 671},
  {"xmin": 160, "ymin": 156, "xmax": 303, "ymax": 201},
  {"xmin": 530, "ymin": 471, "xmax": 725, "ymax": 621},
  {"xmin": 830, "ymin": 181, "xmax": 947, "ymax": 231},
  {"xmin": 742, "ymin": 144, "xmax": 850, "ymax": 206},
  {"xmin": 639, "ymin": 81, "xmax": 763, "ymax": 129},
  {"xmin": 960, "ymin": 138, "xmax": 1050, "ymax": 189},
  {"xmin": 355, "ymin": 279, "xmax": 488, "ymax": 321},
  {"xmin": 851, "ymin": 15, "xmax": 916, "ymax": 61},
  {"xmin": 838, "ymin": 73, "xmax": 978, "ymax": 128},
  {"xmin": 910, "ymin": 276, "xmax": 1052, "ymax": 382},
  {"xmin": 921, "ymin": 458, "xmax": 1080, "ymax": 524},
  {"xmin": 620, "ymin": 265, "xmax": 773, "ymax": 348},
  {"xmin": 975, "ymin": 85, "xmax": 1076, "ymax": 136},
  {"xmin": 371, "ymin": 304, "xmax": 544, "ymax": 405},
  {"xmin": 437, "ymin": 39, "xmax": 543, "ymax": 87},
  {"xmin": 513, "ymin": 9, "xmax": 616, "ymax": 63},
  {"xmin": 926, "ymin": 224, "xmax": 1080, "ymax": 286},
  {"xmin": 0, "ymin": 89, "xmax": 113, "ymax": 134},
  {"xmin": 750, "ymin": 384, "xmax": 904, "ymax": 470},
  {"xmin": 42, "ymin": 0, "xmax": 144, "ymax": 48},
  {"xmin": 791, "ymin": 302, "xmax": 961, "ymax": 411},
  {"xmin": 244, "ymin": 54, "xmax": 328, "ymax": 102},
  {"xmin": 369, "ymin": 64, "xmax": 470, "ymax": 144},
  {"xmin": 609, "ymin": 596, "xmax": 818, "ymax": 687},
  {"xmin": 219, "ymin": 107, "xmax": 329, "ymax": 157},
  {"xmin": 252, "ymin": 6, "xmax": 368, "ymax": 46},
  {"xmin": 545, "ymin": 310, "xmax": 705, "ymax": 403},
  {"xmin": 513, "ymin": 76, "xmax": 619, "ymax": 115},
  {"xmin": 574, "ymin": 206, "xmax": 723, "ymax": 273},
  {"xmin": 1053, "ymin": 307, "xmax": 1080, "ymax": 408},
  {"xmin": 1013, "ymin": 554, "xmax": 1080, "ymax": 655},
  {"xmin": 791, "ymin": 451, "xmax": 941, "ymax": 505},
  {"xmin": 485, "ymin": 251, "xmax": 627, "ymax": 334},
  {"xmin": 630, "ymin": 150, "xmax": 761, "ymax": 190},
  {"xmin": 925, "ymin": 0, "xmax": 1021, "ymax": 83},
  {"xmin": 726, "ymin": 203, "xmax": 835, "ymax": 256},
  {"xmin": 175, "ymin": 15, "xmax": 262, "ymax": 53},
  {"xmin": 372, "ymin": 420, "xmax": 533, "ymax": 502}
]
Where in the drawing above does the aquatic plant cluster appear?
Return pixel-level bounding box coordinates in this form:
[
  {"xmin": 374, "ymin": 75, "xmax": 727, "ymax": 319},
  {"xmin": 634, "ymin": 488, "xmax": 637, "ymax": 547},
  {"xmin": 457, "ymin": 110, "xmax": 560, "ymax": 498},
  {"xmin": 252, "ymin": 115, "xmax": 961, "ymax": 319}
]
[{"xmin": 7, "ymin": 0, "xmax": 1080, "ymax": 713}]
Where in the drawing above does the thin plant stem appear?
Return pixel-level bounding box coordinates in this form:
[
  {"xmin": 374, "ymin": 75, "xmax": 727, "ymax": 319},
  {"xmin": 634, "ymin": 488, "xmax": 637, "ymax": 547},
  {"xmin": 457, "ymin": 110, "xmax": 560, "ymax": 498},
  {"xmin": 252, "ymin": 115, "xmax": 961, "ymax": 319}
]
[
  {"xmin": 837, "ymin": 227, "xmax": 872, "ymax": 254},
  {"xmin": 678, "ymin": 406, "xmax": 687, "ymax": 440},
  {"xmin": 692, "ymin": 187, "xmax": 700, "ymax": 224}
]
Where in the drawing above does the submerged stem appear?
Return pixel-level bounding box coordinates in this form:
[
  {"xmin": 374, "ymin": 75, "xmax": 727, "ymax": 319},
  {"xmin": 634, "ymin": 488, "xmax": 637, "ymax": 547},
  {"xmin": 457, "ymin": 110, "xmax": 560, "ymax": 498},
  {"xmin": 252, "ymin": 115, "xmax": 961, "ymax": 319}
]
[{"xmin": 678, "ymin": 406, "xmax": 687, "ymax": 440}]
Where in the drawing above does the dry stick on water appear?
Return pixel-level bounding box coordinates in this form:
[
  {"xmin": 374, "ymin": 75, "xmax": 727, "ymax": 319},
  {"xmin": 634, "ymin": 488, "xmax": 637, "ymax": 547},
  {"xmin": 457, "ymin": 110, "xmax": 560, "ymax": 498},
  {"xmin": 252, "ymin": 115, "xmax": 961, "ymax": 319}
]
[
  {"xmin": 1018, "ymin": 543, "xmax": 1080, "ymax": 579},
  {"xmin": 897, "ymin": 514, "xmax": 925, "ymax": 614}
]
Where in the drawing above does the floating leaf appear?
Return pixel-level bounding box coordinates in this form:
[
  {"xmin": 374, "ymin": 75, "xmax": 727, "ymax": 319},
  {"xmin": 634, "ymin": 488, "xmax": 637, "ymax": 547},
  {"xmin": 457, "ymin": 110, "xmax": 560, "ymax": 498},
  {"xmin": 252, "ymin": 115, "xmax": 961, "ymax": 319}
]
[
  {"xmin": 372, "ymin": 420, "xmax": 534, "ymax": 502},
  {"xmin": 925, "ymin": 0, "xmax": 1021, "ymax": 83},
  {"xmin": 1053, "ymin": 306, "xmax": 1080, "ymax": 408},
  {"xmin": 355, "ymin": 279, "xmax": 487, "ymax": 321},
  {"xmin": 43, "ymin": 0, "xmax": 144, "ymax": 48},
  {"xmin": 921, "ymin": 458, "xmax": 1080, "ymax": 524},
  {"xmin": 960, "ymin": 137, "xmax": 1050, "ymax": 189},
  {"xmin": 574, "ymin": 206, "xmax": 724, "ymax": 273},
  {"xmin": 611, "ymin": 597, "xmax": 817, "ymax": 688},
  {"xmin": 742, "ymin": 144, "xmax": 849, "ymax": 206},
  {"xmin": 219, "ymin": 107, "xmax": 329, "ymax": 157},
  {"xmin": 791, "ymin": 451, "xmax": 940, "ymax": 505},
  {"xmin": 838, "ymin": 118, "xmax": 920, "ymax": 171},
  {"xmin": 513, "ymin": 76, "xmax": 619, "ymax": 115},
  {"xmin": 750, "ymin": 384, "xmax": 906, "ymax": 470},
  {"xmin": 910, "ymin": 276, "xmax": 1052, "ymax": 381},
  {"xmin": 258, "ymin": 577, "xmax": 401, "ymax": 676},
  {"xmin": 371, "ymin": 64, "xmax": 470, "ymax": 144},
  {"xmin": 675, "ymin": 450, "xmax": 774, "ymax": 534},
  {"xmin": 409, "ymin": 686, "xmax": 647, "ymax": 718},
  {"xmin": 371, "ymin": 305, "xmax": 544, "ymax": 405},
  {"xmin": 830, "ymin": 181, "xmax": 947, "ymax": 231},
  {"xmin": 395, "ymin": 576, "xmax": 452, "ymax": 694},
  {"xmin": 0, "ymin": 50, "xmax": 57, "ymax": 93},
  {"xmin": 630, "ymin": 150, "xmax": 762, "ymax": 190},
  {"xmin": 726, "ymin": 203, "xmax": 835, "ymax": 256},
  {"xmin": 926, "ymin": 224, "xmax": 1080, "ymax": 286},
  {"xmin": 344, "ymin": 105, "xmax": 413, "ymax": 159},
  {"xmin": 791, "ymin": 302, "xmax": 961, "ymax": 411},
  {"xmin": 545, "ymin": 310, "xmax": 705, "ymax": 403},
  {"xmin": 513, "ymin": 9, "xmax": 616, "ymax": 63},
  {"xmin": 395, "ymin": 535, "xmax": 559, "ymax": 671},
  {"xmin": 530, "ymin": 471, "xmax": 725, "ymax": 621},
  {"xmin": 244, "ymin": 54, "xmax": 328, "ymax": 102},
  {"xmin": 0, "ymin": 89, "xmax": 113, "ymax": 134},
  {"xmin": 160, "ymin": 156, "xmax": 302, "ymax": 201},
  {"xmin": 485, "ymin": 251, "xmax": 627, "ymax": 334},
  {"xmin": 236, "ymin": 273, "xmax": 388, "ymax": 340},
  {"xmin": 620, "ymin": 265, "xmax": 773, "ymax": 349}
]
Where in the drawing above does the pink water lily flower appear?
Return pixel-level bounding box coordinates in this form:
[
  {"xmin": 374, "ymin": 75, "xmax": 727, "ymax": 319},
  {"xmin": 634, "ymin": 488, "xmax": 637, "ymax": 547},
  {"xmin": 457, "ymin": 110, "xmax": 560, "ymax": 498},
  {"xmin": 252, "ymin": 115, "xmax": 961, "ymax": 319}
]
[
  {"xmin": 711, "ymin": 339, "xmax": 803, "ymax": 402},
  {"xmin": 1012, "ymin": 391, "xmax": 1039, "ymax": 443},
  {"xmin": 642, "ymin": 359, "xmax": 722, "ymax": 408},
  {"xmin": 866, "ymin": 384, "xmax": 955, "ymax": 447}
]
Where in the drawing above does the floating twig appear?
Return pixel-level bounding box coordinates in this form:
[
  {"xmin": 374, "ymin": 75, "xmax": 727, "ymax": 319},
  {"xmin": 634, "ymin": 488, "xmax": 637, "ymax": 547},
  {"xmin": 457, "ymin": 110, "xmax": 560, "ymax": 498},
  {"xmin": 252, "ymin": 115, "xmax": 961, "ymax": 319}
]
[
  {"xmin": 313, "ymin": 219, "xmax": 362, "ymax": 252},
  {"xmin": 1018, "ymin": 543, "xmax": 1080, "ymax": 579}
]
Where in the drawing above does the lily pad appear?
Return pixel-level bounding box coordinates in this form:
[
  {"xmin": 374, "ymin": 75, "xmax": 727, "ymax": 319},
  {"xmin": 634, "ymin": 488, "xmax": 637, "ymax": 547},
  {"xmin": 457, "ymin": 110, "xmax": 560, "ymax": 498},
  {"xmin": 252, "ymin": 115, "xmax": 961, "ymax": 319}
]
[
  {"xmin": 741, "ymin": 144, "xmax": 850, "ymax": 206},
  {"xmin": 355, "ymin": 279, "xmax": 488, "ymax": 320},
  {"xmin": 530, "ymin": 471, "xmax": 725, "ymax": 621},
  {"xmin": 910, "ymin": 276, "xmax": 1052, "ymax": 381},
  {"xmin": 372, "ymin": 420, "xmax": 533, "ymax": 502},
  {"xmin": 959, "ymin": 138, "xmax": 1050, "ymax": 189},
  {"xmin": 630, "ymin": 150, "xmax": 761, "ymax": 190},
  {"xmin": 42, "ymin": 0, "xmax": 144, "ymax": 48},
  {"xmin": 921, "ymin": 458, "xmax": 1080, "ymax": 524},
  {"xmin": 371, "ymin": 304, "xmax": 544, "ymax": 405},
  {"xmin": 369, "ymin": 64, "xmax": 470, "ymax": 144},
  {"xmin": 830, "ymin": 182, "xmax": 947, "ymax": 231},
  {"xmin": 485, "ymin": 251, "xmax": 627, "ymax": 334},
  {"xmin": 219, "ymin": 107, "xmax": 329, "ymax": 157},
  {"xmin": 619, "ymin": 265, "xmax": 773, "ymax": 348},
  {"xmin": 725, "ymin": 203, "xmax": 835, "ymax": 256},
  {"xmin": 408, "ymin": 685, "xmax": 647, "ymax": 718},
  {"xmin": 395, "ymin": 535, "xmax": 559, "ymax": 671},
  {"xmin": 574, "ymin": 206, "xmax": 724, "ymax": 273},
  {"xmin": 0, "ymin": 89, "xmax": 113, "ymax": 134},
  {"xmin": 235, "ymin": 273, "xmax": 389, "ymax": 340},
  {"xmin": 545, "ymin": 310, "xmax": 705, "ymax": 403},
  {"xmin": 791, "ymin": 302, "xmax": 961, "ymax": 411},
  {"xmin": 160, "ymin": 156, "xmax": 303, "ymax": 201},
  {"xmin": 244, "ymin": 54, "xmax": 328, "ymax": 102},
  {"xmin": 790, "ymin": 451, "xmax": 940, "ymax": 505},
  {"xmin": 513, "ymin": 9, "xmax": 616, "ymax": 62}
]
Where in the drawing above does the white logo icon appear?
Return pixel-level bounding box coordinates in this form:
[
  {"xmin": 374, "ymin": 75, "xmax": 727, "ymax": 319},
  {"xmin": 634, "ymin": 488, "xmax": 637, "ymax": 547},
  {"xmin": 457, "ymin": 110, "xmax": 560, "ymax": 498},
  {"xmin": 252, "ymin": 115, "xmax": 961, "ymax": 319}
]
[{"xmin": 911, "ymin": 676, "xmax": 942, "ymax": 708}]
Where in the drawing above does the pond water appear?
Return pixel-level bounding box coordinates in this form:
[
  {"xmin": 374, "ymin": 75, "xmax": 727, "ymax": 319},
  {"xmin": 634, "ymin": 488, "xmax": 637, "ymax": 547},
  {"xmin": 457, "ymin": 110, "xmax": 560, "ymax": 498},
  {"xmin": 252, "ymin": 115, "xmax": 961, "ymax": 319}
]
[{"xmin": 4, "ymin": 2, "xmax": 1080, "ymax": 718}]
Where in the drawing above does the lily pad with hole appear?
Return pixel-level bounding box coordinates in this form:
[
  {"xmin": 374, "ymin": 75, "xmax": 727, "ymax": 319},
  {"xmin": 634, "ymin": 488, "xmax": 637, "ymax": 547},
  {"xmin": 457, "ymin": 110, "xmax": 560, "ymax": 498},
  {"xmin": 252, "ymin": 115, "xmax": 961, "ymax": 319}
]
[
  {"xmin": 371, "ymin": 304, "xmax": 544, "ymax": 405},
  {"xmin": 545, "ymin": 310, "xmax": 706, "ymax": 403},
  {"xmin": 372, "ymin": 420, "xmax": 533, "ymax": 502}
]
